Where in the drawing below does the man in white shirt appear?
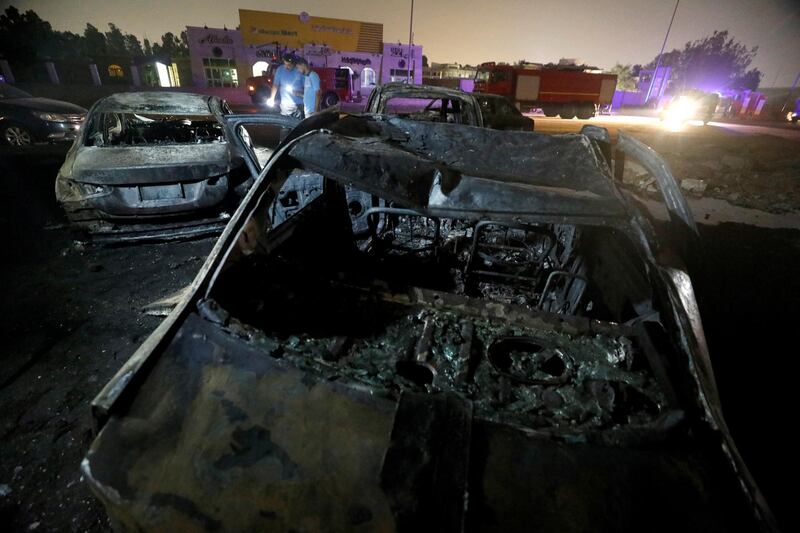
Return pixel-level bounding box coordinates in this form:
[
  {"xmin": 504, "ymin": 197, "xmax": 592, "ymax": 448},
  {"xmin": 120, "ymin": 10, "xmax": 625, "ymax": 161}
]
[{"xmin": 295, "ymin": 58, "xmax": 321, "ymax": 118}]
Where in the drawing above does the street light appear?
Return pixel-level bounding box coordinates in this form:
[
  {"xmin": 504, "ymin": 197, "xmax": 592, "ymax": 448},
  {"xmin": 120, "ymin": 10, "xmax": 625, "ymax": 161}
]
[
  {"xmin": 645, "ymin": 0, "xmax": 680, "ymax": 104},
  {"xmin": 407, "ymin": 0, "xmax": 414, "ymax": 83}
]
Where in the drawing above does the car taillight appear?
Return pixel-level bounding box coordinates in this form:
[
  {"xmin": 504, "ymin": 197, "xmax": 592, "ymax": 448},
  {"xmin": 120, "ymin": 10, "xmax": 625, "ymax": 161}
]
[{"xmin": 248, "ymin": 85, "xmax": 255, "ymax": 92}]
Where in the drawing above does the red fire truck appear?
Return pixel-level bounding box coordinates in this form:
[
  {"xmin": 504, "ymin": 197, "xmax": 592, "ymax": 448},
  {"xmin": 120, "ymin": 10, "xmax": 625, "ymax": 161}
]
[
  {"xmin": 474, "ymin": 62, "xmax": 617, "ymax": 119},
  {"xmin": 246, "ymin": 65, "xmax": 354, "ymax": 109}
]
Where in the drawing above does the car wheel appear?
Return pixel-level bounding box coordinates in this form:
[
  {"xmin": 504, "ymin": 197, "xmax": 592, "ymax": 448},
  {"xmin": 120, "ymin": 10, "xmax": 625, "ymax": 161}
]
[
  {"xmin": 541, "ymin": 105, "xmax": 559, "ymax": 117},
  {"xmin": 559, "ymin": 104, "xmax": 576, "ymax": 119},
  {"xmin": 576, "ymin": 103, "xmax": 595, "ymax": 119},
  {"xmin": 2, "ymin": 125, "xmax": 33, "ymax": 146},
  {"xmin": 322, "ymin": 92, "xmax": 339, "ymax": 109}
]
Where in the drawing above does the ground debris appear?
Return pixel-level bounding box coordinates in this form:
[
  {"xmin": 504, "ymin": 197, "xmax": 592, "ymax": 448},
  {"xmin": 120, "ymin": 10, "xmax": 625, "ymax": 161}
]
[
  {"xmin": 681, "ymin": 178, "xmax": 708, "ymax": 196},
  {"xmin": 141, "ymin": 286, "xmax": 189, "ymax": 316}
]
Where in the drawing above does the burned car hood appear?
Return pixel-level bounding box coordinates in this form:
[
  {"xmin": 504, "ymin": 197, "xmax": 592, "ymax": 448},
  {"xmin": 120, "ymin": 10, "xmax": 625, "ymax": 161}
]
[
  {"xmin": 290, "ymin": 117, "xmax": 628, "ymax": 220},
  {"xmin": 68, "ymin": 143, "xmax": 235, "ymax": 185},
  {"xmin": 93, "ymin": 91, "xmax": 214, "ymax": 115}
]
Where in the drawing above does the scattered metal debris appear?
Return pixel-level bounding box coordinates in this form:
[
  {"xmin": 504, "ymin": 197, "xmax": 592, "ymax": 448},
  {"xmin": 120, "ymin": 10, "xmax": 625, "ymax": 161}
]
[{"xmin": 141, "ymin": 286, "xmax": 190, "ymax": 317}]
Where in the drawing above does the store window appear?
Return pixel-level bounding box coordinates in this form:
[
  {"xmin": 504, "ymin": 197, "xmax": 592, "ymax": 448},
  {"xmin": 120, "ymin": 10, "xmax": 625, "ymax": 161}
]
[
  {"xmin": 361, "ymin": 67, "xmax": 376, "ymax": 87},
  {"xmin": 390, "ymin": 68, "xmax": 414, "ymax": 83},
  {"xmin": 108, "ymin": 64, "xmax": 124, "ymax": 78},
  {"xmin": 203, "ymin": 58, "xmax": 239, "ymax": 88}
]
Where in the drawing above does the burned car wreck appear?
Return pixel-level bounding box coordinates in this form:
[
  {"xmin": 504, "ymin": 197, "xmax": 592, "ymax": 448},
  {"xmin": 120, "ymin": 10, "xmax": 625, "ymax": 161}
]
[
  {"xmin": 55, "ymin": 92, "xmax": 263, "ymax": 241},
  {"xmin": 82, "ymin": 115, "xmax": 776, "ymax": 531}
]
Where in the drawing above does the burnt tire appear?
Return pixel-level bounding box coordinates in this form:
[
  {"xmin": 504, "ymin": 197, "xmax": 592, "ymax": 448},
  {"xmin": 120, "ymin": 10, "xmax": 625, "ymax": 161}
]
[
  {"xmin": 321, "ymin": 92, "xmax": 339, "ymax": 109},
  {"xmin": 1, "ymin": 124, "xmax": 33, "ymax": 146},
  {"xmin": 559, "ymin": 104, "xmax": 576, "ymax": 119}
]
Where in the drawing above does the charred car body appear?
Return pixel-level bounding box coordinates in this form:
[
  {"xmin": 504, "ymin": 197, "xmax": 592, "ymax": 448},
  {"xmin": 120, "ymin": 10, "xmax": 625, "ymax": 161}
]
[
  {"xmin": 366, "ymin": 83, "xmax": 532, "ymax": 131},
  {"xmin": 55, "ymin": 92, "xmax": 262, "ymax": 241},
  {"xmin": 82, "ymin": 114, "xmax": 775, "ymax": 531},
  {"xmin": 473, "ymin": 92, "xmax": 534, "ymax": 131}
]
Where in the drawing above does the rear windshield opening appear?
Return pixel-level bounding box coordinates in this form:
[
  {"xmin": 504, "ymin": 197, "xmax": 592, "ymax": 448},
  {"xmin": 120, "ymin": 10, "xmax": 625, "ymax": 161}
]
[
  {"xmin": 383, "ymin": 97, "xmax": 465, "ymax": 124},
  {"xmin": 85, "ymin": 112, "xmax": 225, "ymax": 147}
]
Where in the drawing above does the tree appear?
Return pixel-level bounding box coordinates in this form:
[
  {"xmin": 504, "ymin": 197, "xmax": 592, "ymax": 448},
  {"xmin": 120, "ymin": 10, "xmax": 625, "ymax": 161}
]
[
  {"xmin": 1, "ymin": 6, "xmax": 55, "ymax": 61},
  {"xmin": 123, "ymin": 33, "xmax": 143, "ymax": 56},
  {"xmin": 152, "ymin": 31, "xmax": 188, "ymax": 57},
  {"xmin": 83, "ymin": 23, "xmax": 107, "ymax": 56},
  {"xmin": 646, "ymin": 30, "xmax": 762, "ymax": 92},
  {"xmin": 609, "ymin": 63, "xmax": 637, "ymax": 91},
  {"xmin": 0, "ymin": 5, "xmax": 173, "ymax": 64},
  {"xmin": 104, "ymin": 23, "xmax": 127, "ymax": 55}
]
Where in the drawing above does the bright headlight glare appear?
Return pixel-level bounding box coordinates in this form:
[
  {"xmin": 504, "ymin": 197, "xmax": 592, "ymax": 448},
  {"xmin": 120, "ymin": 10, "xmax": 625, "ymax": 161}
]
[{"xmin": 665, "ymin": 97, "xmax": 698, "ymax": 122}]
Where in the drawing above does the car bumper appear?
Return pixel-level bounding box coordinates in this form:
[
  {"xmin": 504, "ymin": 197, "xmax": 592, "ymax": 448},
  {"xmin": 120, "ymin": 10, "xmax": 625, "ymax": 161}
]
[
  {"xmin": 33, "ymin": 119, "xmax": 84, "ymax": 142},
  {"xmin": 57, "ymin": 175, "xmax": 230, "ymax": 223},
  {"xmin": 86, "ymin": 216, "xmax": 230, "ymax": 243}
]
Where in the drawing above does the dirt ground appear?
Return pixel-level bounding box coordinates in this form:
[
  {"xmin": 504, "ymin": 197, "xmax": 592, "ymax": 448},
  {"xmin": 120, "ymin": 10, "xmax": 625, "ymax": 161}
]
[
  {"xmin": 535, "ymin": 115, "xmax": 800, "ymax": 214},
  {"xmin": 0, "ymin": 121, "xmax": 798, "ymax": 531}
]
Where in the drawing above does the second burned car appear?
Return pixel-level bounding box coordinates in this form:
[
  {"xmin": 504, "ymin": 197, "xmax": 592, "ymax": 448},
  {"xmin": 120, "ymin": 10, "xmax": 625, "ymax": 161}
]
[
  {"xmin": 54, "ymin": 92, "xmax": 278, "ymax": 241},
  {"xmin": 366, "ymin": 82, "xmax": 533, "ymax": 131}
]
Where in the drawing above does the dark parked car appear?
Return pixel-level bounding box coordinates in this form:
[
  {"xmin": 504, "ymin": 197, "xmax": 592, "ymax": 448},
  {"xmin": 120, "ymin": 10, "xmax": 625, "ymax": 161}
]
[
  {"xmin": 0, "ymin": 83, "xmax": 86, "ymax": 146},
  {"xmin": 81, "ymin": 114, "xmax": 776, "ymax": 531},
  {"xmin": 474, "ymin": 92, "xmax": 534, "ymax": 130},
  {"xmin": 54, "ymin": 92, "xmax": 293, "ymax": 242}
]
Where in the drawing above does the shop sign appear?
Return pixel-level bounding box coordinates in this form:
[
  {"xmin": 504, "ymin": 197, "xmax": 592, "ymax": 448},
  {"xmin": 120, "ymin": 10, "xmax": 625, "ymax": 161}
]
[
  {"xmin": 389, "ymin": 46, "xmax": 407, "ymax": 58},
  {"xmin": 199, "ymin": 33, "xmax": 234, "ymax": 45},
  {"xmin": 341, "ymin": 56, "xmax": 372, "ymax": 66}
]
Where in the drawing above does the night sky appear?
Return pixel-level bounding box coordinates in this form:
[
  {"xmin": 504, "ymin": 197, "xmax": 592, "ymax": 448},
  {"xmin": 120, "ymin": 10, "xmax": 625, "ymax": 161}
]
[{"xmin": 9, "ymin": 0, "xmax": 800, "ymax": 86}]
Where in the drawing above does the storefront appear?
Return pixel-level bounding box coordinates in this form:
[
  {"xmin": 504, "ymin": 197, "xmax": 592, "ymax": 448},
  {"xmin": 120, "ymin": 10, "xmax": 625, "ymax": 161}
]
[
  {"xmin": 301, "ymin": 45, "xmax": 380, "ymax": 97},
  {"xmin": 185, "ymin": 12, "xmax": 423, "ymax": 93},
  {"xmin": 380, "ymin": 43, "xmax": 423, "ymax": 85},
  {"xmin": 185, "ymin": 26, "xmax": 246, "ymax": 88}
]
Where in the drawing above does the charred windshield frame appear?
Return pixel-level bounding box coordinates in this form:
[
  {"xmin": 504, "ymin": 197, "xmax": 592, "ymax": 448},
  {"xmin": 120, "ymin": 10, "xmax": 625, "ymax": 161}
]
[{"xmin": 83, "ymin": 111, "xmax": 226, "ymax": 147}]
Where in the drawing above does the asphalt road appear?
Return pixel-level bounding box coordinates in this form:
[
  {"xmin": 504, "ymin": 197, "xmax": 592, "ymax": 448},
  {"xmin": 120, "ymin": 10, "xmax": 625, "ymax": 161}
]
[{"xmin": 529, "ymin": 113, "xmax": 800, "ymax": 140}]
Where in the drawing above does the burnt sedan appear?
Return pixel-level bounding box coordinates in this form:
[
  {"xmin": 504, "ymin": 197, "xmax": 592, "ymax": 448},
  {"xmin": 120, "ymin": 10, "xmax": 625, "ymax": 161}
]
[
  {"xmin": 55, "ymin": 92, "xmax": 258, "ymax": 241},
  {"xmin": 82, "ymin": 115, "xmax": 776, "ymax": 531}
]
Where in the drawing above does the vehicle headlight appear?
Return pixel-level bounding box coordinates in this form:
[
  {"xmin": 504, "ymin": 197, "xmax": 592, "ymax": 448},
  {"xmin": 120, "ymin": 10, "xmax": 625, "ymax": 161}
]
[
  {"xmin": 33, "ymin": 111, "xmax": 70, "ymax": 122},
  {"xmin": 79, "ymin": 183, "xmax": 111, "ymax": 196},
  {"xmin": 664, "ymin": 97, "xmax": 698, "ymax": 122}
]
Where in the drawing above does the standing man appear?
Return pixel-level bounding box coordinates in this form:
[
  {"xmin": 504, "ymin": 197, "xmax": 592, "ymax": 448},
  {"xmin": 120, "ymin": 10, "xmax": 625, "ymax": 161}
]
[
  {"xmin": 296, "ymin": 58, "xmax": 321, "ymax": 118},
  {"xmin": 267, "ymin": 54, "xmax": 304, "ymax": 118}
]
